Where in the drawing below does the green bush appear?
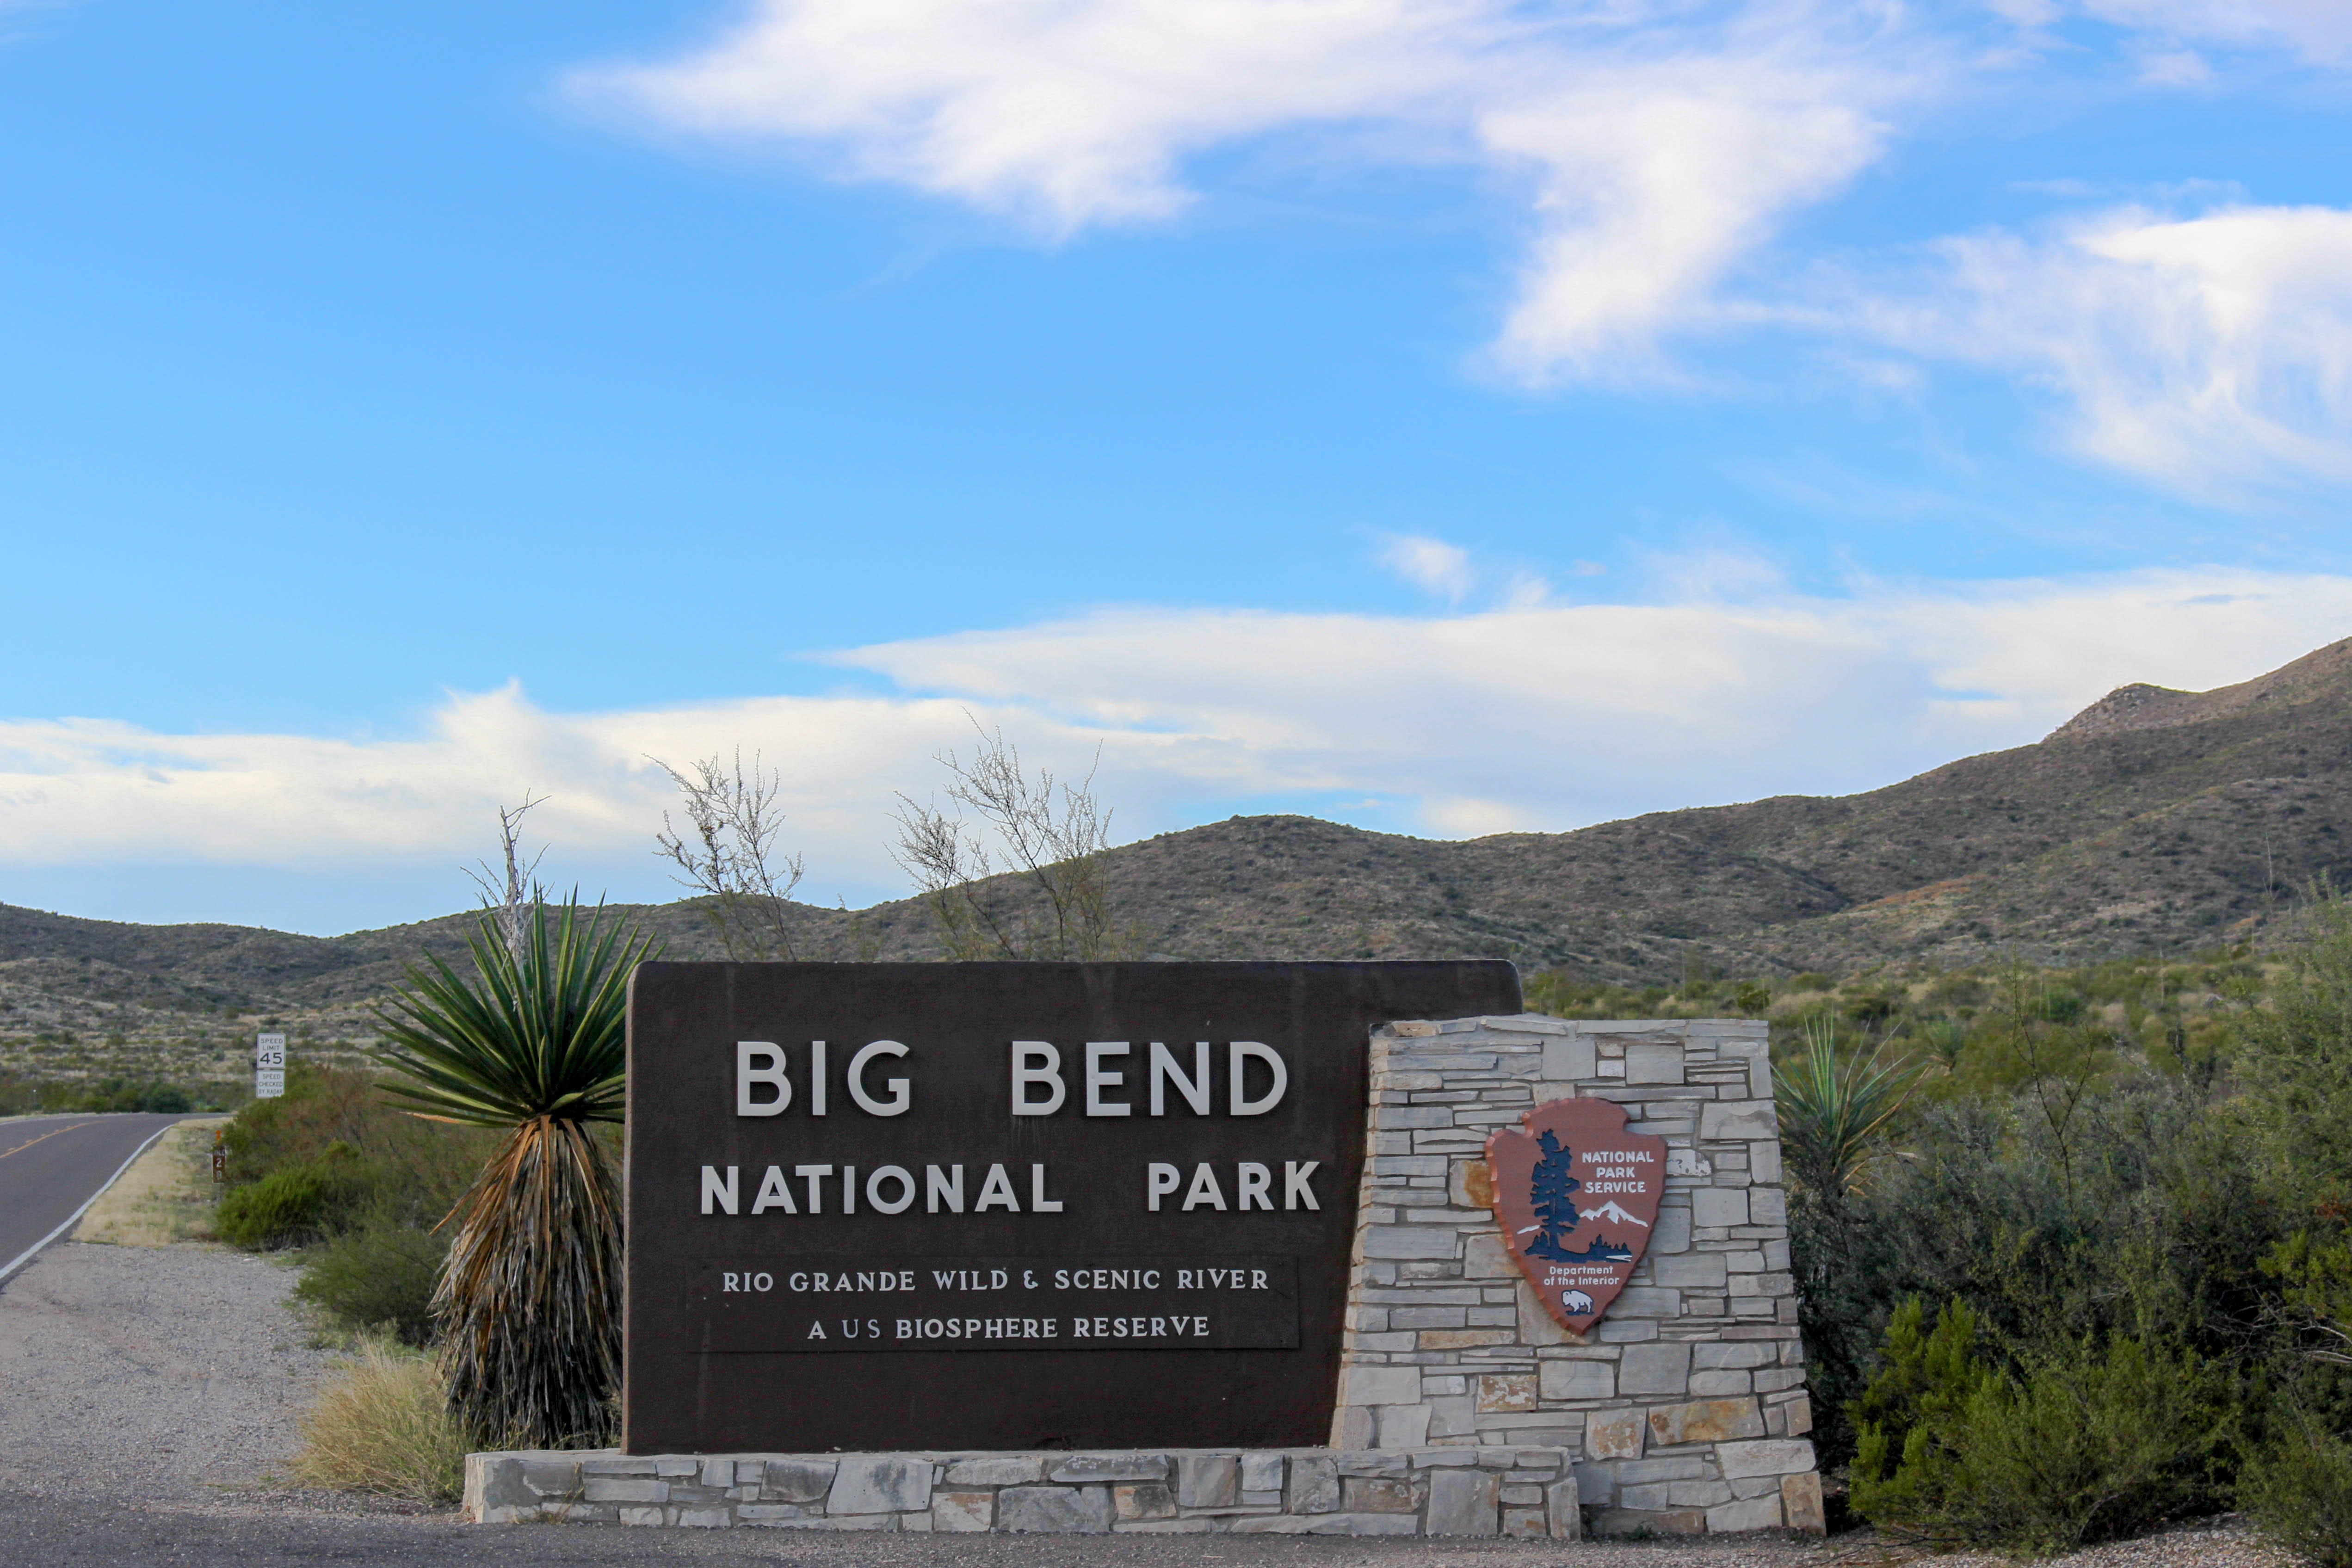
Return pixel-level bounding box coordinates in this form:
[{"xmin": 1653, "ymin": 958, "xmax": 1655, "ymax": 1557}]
[
  {"xmin": 295, "ymin": 1217, "xmax": 448, "ymax": 1345},
  {"xmin": 214, "ymin": 1144, "xmax": 375, "ymax": 1248},
  {"xmin": 1852, "ymin": 1299, "xmax": 2229, "ymax": 1554},
  {"xmin": 2244, "ymin": 1414, "xmax": 2352, "ymax": 1568}
]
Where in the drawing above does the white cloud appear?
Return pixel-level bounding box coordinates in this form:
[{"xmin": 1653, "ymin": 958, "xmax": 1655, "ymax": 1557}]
[
  {"xmin": 12, "ymin": 565, "xmax": 2337, "ymax": 931},
  {"xmin": 578, "ymin": 0, "xmax": 1915, "ymax": 379},
  {"xmin": 1379, "ymin": 533, "xmax": 1476, "ymax": 600},
  {"xmin": 2080, "ymin": 0, "xmax": 2352, "ymax": 65},
  {"xmin": 1851, "ymin": 204, "xmax": 2352, "ymax": 494}
]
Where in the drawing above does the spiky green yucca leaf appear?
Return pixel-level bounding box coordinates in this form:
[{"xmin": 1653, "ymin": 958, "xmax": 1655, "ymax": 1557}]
[
  {"xmin": 1776, "ymin": 1017, "xmax": 1924, "ymax": 1198},
  {"xmin": 370, "ymin": 900, "xmax": 650, "ymax": 1128},
  {"xmin": 367, "ymin": 899, "xmax": 654, "ymax": 1449}
]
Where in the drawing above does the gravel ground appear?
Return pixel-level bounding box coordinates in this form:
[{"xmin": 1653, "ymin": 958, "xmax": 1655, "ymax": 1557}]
[
  {"xmin": 0, "ymin": 1240, "xmax": 335, "ymax": 1501},
  {"xmin": 0, "ymin": 1239, "xmax": 2298, "ymax": 1565}
]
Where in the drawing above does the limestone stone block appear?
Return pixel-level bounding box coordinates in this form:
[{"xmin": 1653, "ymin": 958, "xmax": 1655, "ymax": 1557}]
[
  {"xmin": 698, "ymin": 1458, "xmax": 733, "ymax": 1489},
  {"xmin": 1691, "ymin": 1188, "xmax": 1750, "ymax": 1228},
  {"xmin": 671, "ymin": 1506, "xmax": 727, "ymax": 1529},
  {"xmin": 1613, "ymin": 1286, "xmax": 1682, "ymax": 1317},
  {"xmin": 1654, "ymin": 1205, "xmax": 1692, "ymax": 1253},
  {"xmin": 1463, "ymin": 1233, "xmax": 1514, "ymax": 1278},
  {"xmin": 1618, "ymin": 1341, "xmax": 1694, "ymax": 1396},
  {"xmin": 1449, "ymin": 1159, "xmax": 1494, "ymax": 1209},
  {"xmin": 1593, "ymin": 1507, "xmax": 1704, "ymax": 1536},
  {"xmin": 1539, "ymin": 1359, "xmax": 1615, "ymax": 1401},
  {"xmin": 1176, "ymin": 1454, "xmax": 1239, "ymax": 1508},
  {"xmin": 579, "ymin": 1457, "xmax": 660, "ymax": 1476},
  {"xmin": 1341, "ymin": 1365, "xmax": 1423, "ymax": 1406},
  {"xmin": 931, "ymin": 1493, "xmax": 993, "ymax": 1531},
  {"xmin": 1689, "ymin": 1370, "xmax": 1755, "ymax": 1397},
  {"xmin": 1241, "ymin": 1452, "xmax": 1285, "ymax": 1494},
  {"xmin": 1502, "ymin": 1506, "xmax": 1547, "ymax": 1538},
  {"xmin": 1750, "ymin": 1141, "xmax": 1782, "ymax": 1183},
  {"xmin": 1707, "ymin": 1495, "xmax": 1784, "ymax": 1532},
  {"xmin": 1541, "ymin": 1035, "xmax": 1597, "ymax": 1080},
  {"xmin": 1648, "ymin": 1398, "xmax": 1766, "ymax": 1446},
  {"xmin": 1715, "ymin": 1438, "xmax": 1816, "ymax": 1478},
  {"xmin": 764, "ymin": 1458, "xmax": 839, "ymax": 1501},
  {"xmin": 1049, "ymin": 1454, "xmax": 1167, "ymax": 1483},
  {"xmin": 520, "ymin": 1459, "xmax": 582, "ymax": 1496},
  {"xmin": 1427, "ymin": 1468, "xmax": 1501, "ymax": 1537},
  {"xmin": 830, "ymin": 1456, "xmax": 932, "ymax": 1515},
  {"xmin": 1693, "ymin": 1341, "xmax": 1776, "ymax": 1369},
  {"xmin": 1333, "ymin": 1405, "xmax": 1377, "ymax": 1450},
  {"xmin": 1546, "ymin": 1477, "xmax": 1582, "ymax": 1538},
  {"xmin": 1288, "ymin": 1455, "xmax": 1341, "ymax": 1513},
  {"xmin": 1585, "ymin": 1407, "xmax": 1645, "ymax": 1460},
  {"xmin": 1782, "ymin": 1471, "xmax": 1827, "ymax": 1533},
  {"xmin": 1377, "ymin": 1402, "xmax": 1433, "ymax": 1448},
  {"xmin": 1654, "ymin": 1253, "xmax": 1728, "ymax": 1289},
  {"xmin": 618, "ymin": 1507, "xmax": 665, "ymax": 1526},
  {"xmin": 1749, "ymin": 1188, "xmax": 1789, "ymax": 1225},
  {"xmin": 1364, "ymin": 1226, "xmax": 1460, "ymax": 1259},
  {"xmin": 1344, "ymin": 1476, "xmax": 1417, "ymax": 1513},
  {"xmin": 737, "ymin": 1505, "xmax": 811, "ymax": 1522},
  {"xmin": 583, "ymin": 1477, "xmax": 665, "ymax": 1504},
  {"xmin": 1478, "ymin": 1373, "xmax": 1538, "ymax": 1412},
  {"xmin": 1428, "ymin": 1394, "xmax": 1477, "ymax": 1437},
  {"xmin": 1617, "ymin": 1457, "xmax": 1706, "ymax": 1483},
  {"xmin": 1699, "ymin": 1101, "xmax": 1778, "ymax": 1140},
  {"xmin": 1667, "ymin": 1481, "xmax": 1734, "ymax": 1507},
  {"xmin": 1625, "ymin": 1045, "xmax": 1684, "ymax": 1085},
  {"xmin": 997, "ymin": 1486, "xmax": 1112, "ymax": 1533},
  {"xmin": 1114, "ymin": 1482, "xmax": 1174, "ymax": 1520}
]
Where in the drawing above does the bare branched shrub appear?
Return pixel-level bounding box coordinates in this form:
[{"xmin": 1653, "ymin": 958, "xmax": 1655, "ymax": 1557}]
[
  {"xmin": 890, "ymin": 719, "xmax": 1133, "ymax": 961},
  {"xmin": 652, "ymin": 750, "xmax": 806, "ymax": 961},
  {"xmin": 462, "ymin": 794, "xmax": 548, "ymax": 957}
]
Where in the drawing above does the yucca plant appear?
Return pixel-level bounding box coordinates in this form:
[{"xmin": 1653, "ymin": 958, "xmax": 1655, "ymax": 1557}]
[
  {"xmin": 1775, "ymin": 1015, "xmax": 1924, "ymax": 1201},
  {"xmin": 370, "ymin": 897, "xmax": 654, "ymax": 1449}
]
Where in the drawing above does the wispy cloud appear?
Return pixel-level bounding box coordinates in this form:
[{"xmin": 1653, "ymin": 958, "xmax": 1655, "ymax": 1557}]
[
  {"xmin": 575, "ymin": 0, "xmax": 1921, "ymax": 380},
  {"xmin": 1378, "ymin": 533, "xmax": 1476, "ymax": 601},
  {"xmin": 1846, "ymin": 204, "xmax": 2352, "ymax": 496},
  {"xmin": 7, "ymin": 566, "xmax": 2347, "ymax": 929}
]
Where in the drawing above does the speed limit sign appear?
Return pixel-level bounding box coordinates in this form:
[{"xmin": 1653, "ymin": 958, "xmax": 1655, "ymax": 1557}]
[{"xmin": 255, "ymin": 1033, "xmax": 286, "ymax": 1099}]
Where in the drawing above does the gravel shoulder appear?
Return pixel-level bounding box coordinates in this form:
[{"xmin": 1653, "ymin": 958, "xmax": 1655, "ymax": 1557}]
[{"xmin": 0, "ymin": 1240, "xmax": 334, "ymax": 1502}]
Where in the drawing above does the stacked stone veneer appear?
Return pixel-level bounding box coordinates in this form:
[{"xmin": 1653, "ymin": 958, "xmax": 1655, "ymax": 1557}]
[
  {"xmin": 464, "ymin": 1446, "xmax": 1582, "ymax": 1535},
  {"xmin": 1331, "ymin": 1014, "xmax": 1822, "ymax": 1537}
]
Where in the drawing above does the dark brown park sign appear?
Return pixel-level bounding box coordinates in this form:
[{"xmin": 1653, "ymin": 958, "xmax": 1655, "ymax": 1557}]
[
  {"xmin": 1485, "ymin": 1097, "xmax": 1665, "ymax": 1335},
  {"xmin": 623, "ymin": 960, "xmax": 1519, "ymax": 1454}
]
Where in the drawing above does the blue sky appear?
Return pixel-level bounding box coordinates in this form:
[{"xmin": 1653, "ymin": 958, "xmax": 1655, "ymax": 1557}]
[{"xmin": 3, "ymin": 0, "xmax": 2351, "ymax": 933}]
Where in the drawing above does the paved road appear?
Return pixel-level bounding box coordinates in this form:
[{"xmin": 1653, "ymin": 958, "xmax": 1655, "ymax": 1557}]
[{"xmin": 0, "ymin": 1114, "xmax": 191, "ymax": 1286}]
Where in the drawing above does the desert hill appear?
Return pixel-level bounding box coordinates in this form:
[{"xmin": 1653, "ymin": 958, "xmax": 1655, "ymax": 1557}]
[{"xmin": 5, "ymin": 636, "xmax": 2349, "ymax": 1075}]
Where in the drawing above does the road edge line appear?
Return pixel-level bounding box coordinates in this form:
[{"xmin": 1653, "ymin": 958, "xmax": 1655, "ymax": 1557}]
[{"xmin": 0, "ymin": 1121, "xmax": 183, "ymax": 1289}]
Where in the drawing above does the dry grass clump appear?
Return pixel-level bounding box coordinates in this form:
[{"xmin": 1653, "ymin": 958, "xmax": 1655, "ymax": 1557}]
[{"xmin": 291, "ymin": 1337, "xmax": 467, "ymax": 1503}]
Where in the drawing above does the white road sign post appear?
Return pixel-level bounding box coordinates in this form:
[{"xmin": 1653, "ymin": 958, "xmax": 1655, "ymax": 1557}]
[{"xmin": 255, "ymin": 1033, "xmax": 286, "ymax": 1099}]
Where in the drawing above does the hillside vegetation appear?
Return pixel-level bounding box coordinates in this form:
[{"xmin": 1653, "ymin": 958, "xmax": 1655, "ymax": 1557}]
[{"xmin": 5, "ymin": 637, "xmax": 2350, "ymax": 1100}]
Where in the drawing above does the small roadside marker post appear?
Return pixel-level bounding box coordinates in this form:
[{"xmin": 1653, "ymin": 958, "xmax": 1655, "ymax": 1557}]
[
  {"xmin": 254, "ymin": 1033, "xmax": 286, "ymax": 1100},
  {"xmin": 211, "ymin": 1127, "xmax": 226, "ymax": 1185}
]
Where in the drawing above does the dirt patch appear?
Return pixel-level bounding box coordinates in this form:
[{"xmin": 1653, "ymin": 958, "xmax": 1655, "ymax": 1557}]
[{"xmin": 75, "ymin": 1118, "xmax": 227, "ymax": 1247}]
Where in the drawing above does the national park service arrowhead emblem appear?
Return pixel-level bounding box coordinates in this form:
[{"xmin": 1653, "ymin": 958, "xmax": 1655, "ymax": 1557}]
[{"xmin": 1486, "ymin": 1097, "xmax": 1667, "ymax": 1334}]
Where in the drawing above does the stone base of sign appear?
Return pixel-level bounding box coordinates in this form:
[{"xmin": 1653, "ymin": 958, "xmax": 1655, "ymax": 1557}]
[
  {"xmin": 1333, "ymin": 1014, "xmax": 1823, "ymax": 1537},
  {"xmin": 463, "ymin": 1446, "xmax": 1583, "ymax": 1535}
]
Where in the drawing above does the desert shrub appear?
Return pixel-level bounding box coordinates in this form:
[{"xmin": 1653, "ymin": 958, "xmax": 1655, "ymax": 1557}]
[
  {"xmin": 292, "ymin": 1337, "xmax": 468, "ymax": 1502},
  {"xmin": 222, "ymin": 1062, "xmax": 495, "ymax": 1226},
  {"xmin": 46, "ymin": 1077, "xmax": 198, "ymax": 1112},
  {"xmin": 295, "ymin": 1215, "xmax": 449, "ymax": 1345},
  {"xmin": 1852, "ymin": 1300, "xmax": 2230, "ymax": 1554},
  {"xmin": 2244, "ymin": 1413, "xmax": 2352, "ymax": 1568},
  {"xmin": 213, "ymin": 1144, "xmax": 375, "ymax": 1248}
]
